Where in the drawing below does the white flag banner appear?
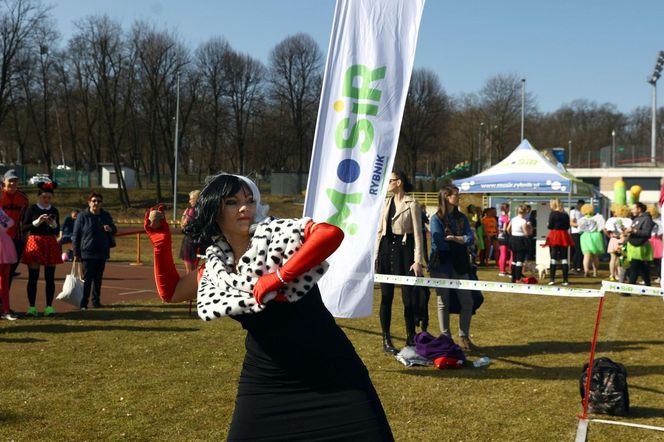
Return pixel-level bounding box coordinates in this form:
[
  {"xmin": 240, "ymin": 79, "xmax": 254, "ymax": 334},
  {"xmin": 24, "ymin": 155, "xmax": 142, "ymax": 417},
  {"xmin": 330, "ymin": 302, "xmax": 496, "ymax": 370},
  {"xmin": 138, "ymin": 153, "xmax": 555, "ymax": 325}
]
[{"xmin": 304, "ymin": 0, "xmax": 426, "ymax": 317}]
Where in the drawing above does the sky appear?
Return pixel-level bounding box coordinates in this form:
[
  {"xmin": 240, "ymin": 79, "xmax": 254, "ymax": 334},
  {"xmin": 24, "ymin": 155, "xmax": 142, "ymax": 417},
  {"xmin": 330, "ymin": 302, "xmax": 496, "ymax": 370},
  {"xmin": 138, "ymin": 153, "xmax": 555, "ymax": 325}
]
[{"xmin": 49, "ymin": 0, "xmax": 664, "ymax": 114}]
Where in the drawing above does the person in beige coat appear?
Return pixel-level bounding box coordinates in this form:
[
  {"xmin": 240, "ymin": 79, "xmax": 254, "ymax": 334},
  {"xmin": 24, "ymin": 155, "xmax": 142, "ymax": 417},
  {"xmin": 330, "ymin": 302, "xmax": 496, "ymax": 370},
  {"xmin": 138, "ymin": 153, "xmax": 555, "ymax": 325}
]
[{"xmin": 375, "ymin": 171, "xmax": 424, "ymax": 353}]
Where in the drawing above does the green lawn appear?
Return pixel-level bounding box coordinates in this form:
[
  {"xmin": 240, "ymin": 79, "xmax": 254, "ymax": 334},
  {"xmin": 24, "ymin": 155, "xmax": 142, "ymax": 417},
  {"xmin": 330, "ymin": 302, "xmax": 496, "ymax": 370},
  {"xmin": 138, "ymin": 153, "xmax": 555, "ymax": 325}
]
[
  {"xmin": 1, "ymin": 267, "xmax": 663, "ymax": 441},
  {"xmin": 5, "ymin": 187, "xmax": 663, "ymax": 440}
]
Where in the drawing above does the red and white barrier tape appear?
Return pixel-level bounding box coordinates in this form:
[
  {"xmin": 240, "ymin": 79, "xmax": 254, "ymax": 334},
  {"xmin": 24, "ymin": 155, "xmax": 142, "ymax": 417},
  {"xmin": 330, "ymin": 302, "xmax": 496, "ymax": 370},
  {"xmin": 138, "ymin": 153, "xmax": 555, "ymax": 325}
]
[
  {"xmin": 601, "ymin": 280, "xmax": 664, "ymax": 298},
  {"xmin": 373, "ymin": 274, "xmax": 603, "ymax": 298}
]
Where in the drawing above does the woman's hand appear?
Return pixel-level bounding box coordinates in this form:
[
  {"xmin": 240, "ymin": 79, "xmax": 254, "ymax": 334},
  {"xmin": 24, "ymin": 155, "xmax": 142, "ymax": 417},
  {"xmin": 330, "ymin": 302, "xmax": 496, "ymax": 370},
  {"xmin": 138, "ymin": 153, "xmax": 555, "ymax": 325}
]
[
  {"xmin": 253, "ymin": 272, "xmax": 286, "ymax": 305},
  {"xmin": 410, "ymin": 262, "xmax": 423, "ymax": 277},
  {"xmin": 445, "ymin": 234, "xmax": 464, "ymax": 244},
  {"xmin": 147, "ymin": 209, "xmax": 165, "ymax": 230},
  {"xmin": 144, "ymin": 205, "xmax": 170, "ymax": 241}
]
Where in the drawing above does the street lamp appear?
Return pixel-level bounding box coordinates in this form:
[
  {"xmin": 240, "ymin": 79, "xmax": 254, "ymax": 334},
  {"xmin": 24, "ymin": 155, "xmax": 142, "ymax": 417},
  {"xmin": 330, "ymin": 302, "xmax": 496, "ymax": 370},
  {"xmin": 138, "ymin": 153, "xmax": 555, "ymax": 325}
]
[
  {"xmin": 611, "ymin": 130, "xmax": 616, "ymax": 167},
  {"xmin": 520, "ymin": 78, "xmax": 526, "ymax": 141},
  {"xmin": 568, "ymin": 140, "xmax": 572, "ymax": 167},
  {"xmin": 647, "ymin": 51, "xmax": 664, "ymax": 164},
  {"xmin": 478, "ymin": 122, "xmax": 484, "ymax": 173},
  {"xmin": 172, "ymin": 71, "xmax": 181, "ymax": 223}
]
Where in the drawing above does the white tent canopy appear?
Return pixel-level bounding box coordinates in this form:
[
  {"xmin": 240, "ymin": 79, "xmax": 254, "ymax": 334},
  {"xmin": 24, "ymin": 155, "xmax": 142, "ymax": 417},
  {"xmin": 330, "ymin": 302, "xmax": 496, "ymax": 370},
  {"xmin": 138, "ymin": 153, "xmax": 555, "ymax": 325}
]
[{"xmin": 453, "ymin": 139, "xmax": 596, "ymax": 196}]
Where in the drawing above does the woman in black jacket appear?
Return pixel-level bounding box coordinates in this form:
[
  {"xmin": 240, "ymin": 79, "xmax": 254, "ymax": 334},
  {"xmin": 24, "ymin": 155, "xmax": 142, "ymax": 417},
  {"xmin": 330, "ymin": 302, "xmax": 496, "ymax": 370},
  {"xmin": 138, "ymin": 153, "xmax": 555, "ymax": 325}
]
[
  {"xmin": 624, "ymin": 202, "xmax": 654, "ymax": 286},
  {"xmin": 72, "ymin": 192, "xmax": 117, "ymax": 309}
]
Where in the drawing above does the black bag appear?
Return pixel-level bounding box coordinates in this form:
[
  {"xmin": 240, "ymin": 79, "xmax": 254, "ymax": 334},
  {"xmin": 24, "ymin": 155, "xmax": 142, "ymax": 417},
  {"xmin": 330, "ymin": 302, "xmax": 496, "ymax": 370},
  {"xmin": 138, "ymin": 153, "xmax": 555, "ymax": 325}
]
[
  {"xmin": 429, "ymin": 250, "xmax": 442, "ymax": 270},
  {"xmin": 449, "ymin": 241, "xmax": 471, "ymax": 275},
  {"xmin": 107, "ymin": 233, "xmax": 117, "ymax": 248},
  {"xmin": 579, "ymin": 357, "xmax": 629, "ymax": 416},
  {"xmin": 449, "ymin": 265, "xmax": 484, "ymax": 315}
]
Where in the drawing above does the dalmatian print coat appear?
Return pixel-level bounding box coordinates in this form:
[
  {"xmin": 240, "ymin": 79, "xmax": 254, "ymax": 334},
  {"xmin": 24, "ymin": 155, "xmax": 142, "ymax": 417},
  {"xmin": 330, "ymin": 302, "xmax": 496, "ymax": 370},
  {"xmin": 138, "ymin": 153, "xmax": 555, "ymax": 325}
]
[{"xmin": 197, "ymin": 217, "xmax": 329, "ymax": 321}]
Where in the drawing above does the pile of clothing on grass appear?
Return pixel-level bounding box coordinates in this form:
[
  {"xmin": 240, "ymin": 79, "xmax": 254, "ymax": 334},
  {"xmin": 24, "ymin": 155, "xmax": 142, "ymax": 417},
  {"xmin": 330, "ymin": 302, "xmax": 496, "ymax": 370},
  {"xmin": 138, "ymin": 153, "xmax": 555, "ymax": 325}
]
[{"xmin": 395, "ymin": 332, "xmax": 466, "ymax": 369}]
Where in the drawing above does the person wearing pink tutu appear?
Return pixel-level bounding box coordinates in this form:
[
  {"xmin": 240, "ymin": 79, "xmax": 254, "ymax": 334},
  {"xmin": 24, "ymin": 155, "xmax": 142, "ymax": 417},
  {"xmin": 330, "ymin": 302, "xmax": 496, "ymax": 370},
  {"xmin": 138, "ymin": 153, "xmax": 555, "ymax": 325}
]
[
  {"xmin": 543, "ymin": 198, "xmax": 574, "ymax": 285},
  {"xmin": 0, "ymin": 207, "xmax": 18, "ymax": 320}
]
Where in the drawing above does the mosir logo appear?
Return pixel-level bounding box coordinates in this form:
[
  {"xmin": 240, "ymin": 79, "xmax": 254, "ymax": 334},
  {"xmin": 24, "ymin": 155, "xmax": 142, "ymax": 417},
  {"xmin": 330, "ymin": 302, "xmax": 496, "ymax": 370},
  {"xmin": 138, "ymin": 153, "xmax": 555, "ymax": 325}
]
[{"xmin": 326, "ymin": 64, "xmax": 387, "ymax": 235}]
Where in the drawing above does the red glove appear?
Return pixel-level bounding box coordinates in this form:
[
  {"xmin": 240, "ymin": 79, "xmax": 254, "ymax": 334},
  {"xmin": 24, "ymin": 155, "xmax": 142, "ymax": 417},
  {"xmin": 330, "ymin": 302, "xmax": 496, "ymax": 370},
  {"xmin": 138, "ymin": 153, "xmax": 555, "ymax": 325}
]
[
  {"xmin": 252, "ymin": 221, "xmax": 344, "ymax": 304},
  {"xmin": 144, "ymin": 205, "xmax": 180, "ymax": 302}
]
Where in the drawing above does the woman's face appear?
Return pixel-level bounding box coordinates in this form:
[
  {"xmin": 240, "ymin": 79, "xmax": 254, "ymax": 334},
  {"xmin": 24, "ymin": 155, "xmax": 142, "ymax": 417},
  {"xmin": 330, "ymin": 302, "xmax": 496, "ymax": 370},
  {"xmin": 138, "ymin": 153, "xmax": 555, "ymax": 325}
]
[
  {"xmin": 387, "ymin": 174, "xmax": 401, "ymax": 193},
  {"xmin": 189, "ymin": 195, "xmax": 198, "ymax": 207},
  {"xmin": 217, "ymin": 187, "xmax": 256, "ymax": 237},
  {"xmin": 445, "ymin": 189, "xmax": 459, "ymax": 207},
  {"xmin": 38, "ymin": 192, "xmax": 52, "ymax": 206}
]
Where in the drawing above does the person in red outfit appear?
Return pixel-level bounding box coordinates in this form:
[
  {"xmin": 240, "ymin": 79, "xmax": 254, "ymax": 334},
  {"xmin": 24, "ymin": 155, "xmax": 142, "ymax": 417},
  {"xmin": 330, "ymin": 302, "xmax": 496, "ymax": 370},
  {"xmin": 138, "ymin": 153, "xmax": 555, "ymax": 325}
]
[
  {"xmin": 543, "ymin": 198, "xmax": 574, "ymax": 285},
  {"xmin": 0, "ymin": 169, "xmax": 29, "ymax": 286},
  {"xmin": 144, "ymin": 173, "xmax": 393, "ymax": 441},
  {"xmin": 21, "ymin": 181, "xmax": 62, "ymax": 317}
]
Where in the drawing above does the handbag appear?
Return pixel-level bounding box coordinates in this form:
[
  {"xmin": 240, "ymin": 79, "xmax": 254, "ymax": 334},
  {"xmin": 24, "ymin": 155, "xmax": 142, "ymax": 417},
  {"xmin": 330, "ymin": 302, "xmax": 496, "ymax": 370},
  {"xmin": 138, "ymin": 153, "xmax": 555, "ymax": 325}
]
[
  {"xmin": 56, "ymin": 262, "xmax": 84, "ymax": 306},
  {"xmin": 449, "ymin": 265, "xmax": 484, "ymax": 315},
  {"xmin": 428, "ymin": 250, "xmax": 443, "ymax": 270},
  {"xmin": 107, "ymin": 232, "xmax": 117, "ymax": 248}
]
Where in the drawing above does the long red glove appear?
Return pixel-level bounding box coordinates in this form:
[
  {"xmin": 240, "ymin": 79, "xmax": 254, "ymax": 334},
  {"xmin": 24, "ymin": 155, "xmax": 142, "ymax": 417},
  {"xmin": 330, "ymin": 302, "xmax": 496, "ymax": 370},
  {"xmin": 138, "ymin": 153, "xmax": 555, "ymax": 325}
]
[
  {"xmin": 253, "ymin": 221, "xmax": 344, "ymax": 304},
  {"xmin": 144, "ymin": 205, "xmax": 180, "ymax": 303}
]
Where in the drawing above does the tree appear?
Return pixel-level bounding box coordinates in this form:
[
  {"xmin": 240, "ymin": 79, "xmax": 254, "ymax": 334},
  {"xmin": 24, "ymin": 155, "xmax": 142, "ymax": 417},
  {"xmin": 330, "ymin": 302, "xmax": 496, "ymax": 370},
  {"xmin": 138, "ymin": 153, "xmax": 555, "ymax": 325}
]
[
  {"xmin": 478, "ymin": 74, "xmax": 536, "ymax": 164},
  {"xmin": 14, "ymin": 18, "xmax": 60, "ymax": 174},
  {"xmin": 397, "ymin": 68, "xmax": 450, "ymax": 182},
  {"xmin": 446, "ymin": 93, "xmax": 483, "ymax": 175},
  {"xmin": 195, "ymin": 37, "xmax": 231, "ymax": 174},
  {"xmin": 268, "ymin": 33, "xmax": 322, "ymax": 175},
  {"xmin": 544, "ymin": 100, "xmax": 624, "ymax": 166},
  {"xmin": 0, "ymin": 0, "xmax": 49, "ymax": 128},
  {"xmin": 130, "ymin": 22, "xmax": 189, "ymax": 201},
  {"xmin": 223, "ymin": 50, "xmax": 264, "ymax": 175},
  {"xmin": 71, "ymin": 15, "xmax": 132, "ymax": 208}
]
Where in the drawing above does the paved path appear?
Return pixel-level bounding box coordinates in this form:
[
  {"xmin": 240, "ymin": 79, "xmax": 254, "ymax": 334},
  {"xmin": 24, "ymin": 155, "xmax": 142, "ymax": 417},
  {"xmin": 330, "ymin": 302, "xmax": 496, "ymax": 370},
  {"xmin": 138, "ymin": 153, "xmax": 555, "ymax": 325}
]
[{"xmin": 4, "ymin": 261, "xmax": 174, "ymax": 314}]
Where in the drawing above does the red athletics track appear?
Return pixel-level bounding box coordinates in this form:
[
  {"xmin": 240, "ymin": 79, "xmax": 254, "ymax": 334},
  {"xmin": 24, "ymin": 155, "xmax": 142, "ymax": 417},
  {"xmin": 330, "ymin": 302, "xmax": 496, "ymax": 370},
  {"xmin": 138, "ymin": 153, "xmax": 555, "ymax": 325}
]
[{"xmin": 3, "ymin": 261, "xmax": 177, "ymax": 315}]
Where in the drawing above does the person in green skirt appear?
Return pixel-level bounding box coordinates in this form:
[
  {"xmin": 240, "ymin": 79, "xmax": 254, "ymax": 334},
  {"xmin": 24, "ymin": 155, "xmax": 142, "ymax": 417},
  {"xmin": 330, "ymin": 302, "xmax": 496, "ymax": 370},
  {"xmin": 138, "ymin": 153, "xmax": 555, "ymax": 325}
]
[
  {"xmin": 578, "ymin": 204, "xmax": 605, "ymax": 277},
  {"xmin": 624, "ymin": 202, "xmax": 654, "ymax": 286}
]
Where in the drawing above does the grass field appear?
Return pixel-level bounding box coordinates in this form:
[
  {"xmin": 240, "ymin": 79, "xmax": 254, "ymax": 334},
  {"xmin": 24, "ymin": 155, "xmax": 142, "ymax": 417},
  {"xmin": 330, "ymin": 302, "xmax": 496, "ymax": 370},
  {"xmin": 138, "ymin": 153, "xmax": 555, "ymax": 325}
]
[
  {"xmin": 1, "ymin": 266, "xmax": 663, "ymax": 441},
  {"xmin": 3, "ymin": 186, "xmax": 664, "ymax": 440}
]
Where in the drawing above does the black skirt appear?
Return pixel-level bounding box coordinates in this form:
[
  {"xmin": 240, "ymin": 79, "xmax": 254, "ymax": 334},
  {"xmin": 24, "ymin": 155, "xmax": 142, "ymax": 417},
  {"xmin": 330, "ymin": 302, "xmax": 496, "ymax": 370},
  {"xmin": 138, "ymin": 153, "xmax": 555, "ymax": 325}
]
[
  {"xmin": 509, "ymin": 235, "xmax": 531, "ymax": 253},
  {"xmin": 179, "ymin": 235, "xmax": 198, "ymax": 262},
  {"xmin": 228, "ymin": 286, "xmax": 393, "ymax": 441}
]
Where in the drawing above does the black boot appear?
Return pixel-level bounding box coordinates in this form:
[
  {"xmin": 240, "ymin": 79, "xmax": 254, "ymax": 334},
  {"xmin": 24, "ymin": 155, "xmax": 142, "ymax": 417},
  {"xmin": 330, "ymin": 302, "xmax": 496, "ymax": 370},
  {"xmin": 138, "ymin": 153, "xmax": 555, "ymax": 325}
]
[
  {"xmin": 562, "ymin": 263, "xmax": 569, "ymax": 284},
  {"xmin": 382, "ymin": 333, "xmax": 398, "ymax": 355},
  {"xmin": 549, "ymin": 264, "xmax": 557, "ymax": 284},
  {"xmin": 513, "ymin": 265, "xmax": 522, "ymax": 282},
  {"xmin": 511, "ymin": 263, "xmax": 518, "ymax": 283},
  {"xmin": 406, "ymin": 332, "xmax": 415, "ymax": 347},
  {"xmin": 404, "ymin": 310, "xmax": 416, "ymax": 348}
]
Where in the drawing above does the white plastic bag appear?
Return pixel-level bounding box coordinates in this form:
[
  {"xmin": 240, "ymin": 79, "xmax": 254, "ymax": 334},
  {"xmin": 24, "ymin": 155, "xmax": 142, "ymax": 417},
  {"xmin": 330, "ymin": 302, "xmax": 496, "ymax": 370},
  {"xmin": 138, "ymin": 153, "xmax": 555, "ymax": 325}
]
[{"xmin": 56, "ymin": 262, "xmax": 84, "ymax": 307}]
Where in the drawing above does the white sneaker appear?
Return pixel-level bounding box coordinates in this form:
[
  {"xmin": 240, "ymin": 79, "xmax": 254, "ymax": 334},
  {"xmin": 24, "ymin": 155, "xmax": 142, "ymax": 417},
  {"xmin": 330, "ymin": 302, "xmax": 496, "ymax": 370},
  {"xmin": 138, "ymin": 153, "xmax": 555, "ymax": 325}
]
[
  {"xmin": 1, "ymin": 312, "xmax": 18, "ymax": 321},
  {"xmin": 548, "ymin": 281, "xmax": 556, "ymax": 286},
  {"xmin": 562, "ymin": 282, "xmax": 569, "ymax": 286}
]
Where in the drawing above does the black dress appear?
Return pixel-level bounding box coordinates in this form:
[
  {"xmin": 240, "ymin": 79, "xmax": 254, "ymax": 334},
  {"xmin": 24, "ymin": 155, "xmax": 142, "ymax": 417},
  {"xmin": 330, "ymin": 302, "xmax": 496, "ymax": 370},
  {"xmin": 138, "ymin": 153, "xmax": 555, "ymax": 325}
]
[{"xmin": 228, "ymin": 286, "xmax": 393, "ymax": 441}]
